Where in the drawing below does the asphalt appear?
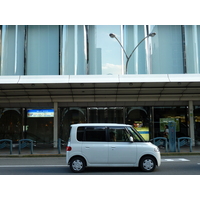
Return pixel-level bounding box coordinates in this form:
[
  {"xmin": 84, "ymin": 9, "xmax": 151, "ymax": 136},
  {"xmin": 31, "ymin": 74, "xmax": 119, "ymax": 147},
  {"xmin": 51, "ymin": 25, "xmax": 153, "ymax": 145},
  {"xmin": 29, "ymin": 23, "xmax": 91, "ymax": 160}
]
[{"xmin": 1, "ymin": 144, "xmax": 200, "ymax": 157}]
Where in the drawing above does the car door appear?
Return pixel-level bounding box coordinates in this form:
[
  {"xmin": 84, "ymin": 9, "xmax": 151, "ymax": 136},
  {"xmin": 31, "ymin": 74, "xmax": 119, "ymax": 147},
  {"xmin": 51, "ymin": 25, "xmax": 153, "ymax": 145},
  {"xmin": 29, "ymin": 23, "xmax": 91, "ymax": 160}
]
[
  {"xmin": 81, "ymin": 126, "xmax": 109, "ymax": 165},
  {"xmin": 108, "ymin": 126, "xmax": 137, "ymax": 165}
]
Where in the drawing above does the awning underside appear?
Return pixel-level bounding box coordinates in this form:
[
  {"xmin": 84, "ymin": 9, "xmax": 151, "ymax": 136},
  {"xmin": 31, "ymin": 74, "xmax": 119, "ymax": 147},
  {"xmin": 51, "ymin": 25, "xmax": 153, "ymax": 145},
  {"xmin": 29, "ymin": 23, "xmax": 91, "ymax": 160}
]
[{"xmin": 0, "ymin": 74, "xmax": 200, "ymax": 104}]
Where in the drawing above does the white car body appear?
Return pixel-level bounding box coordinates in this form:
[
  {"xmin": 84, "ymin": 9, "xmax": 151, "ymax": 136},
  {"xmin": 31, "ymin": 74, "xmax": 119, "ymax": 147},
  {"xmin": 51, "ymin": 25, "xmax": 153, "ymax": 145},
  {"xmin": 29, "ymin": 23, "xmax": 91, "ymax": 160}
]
[{"xmin": 66, "ymin": 123, "xmax": 161, "ymax": 172}]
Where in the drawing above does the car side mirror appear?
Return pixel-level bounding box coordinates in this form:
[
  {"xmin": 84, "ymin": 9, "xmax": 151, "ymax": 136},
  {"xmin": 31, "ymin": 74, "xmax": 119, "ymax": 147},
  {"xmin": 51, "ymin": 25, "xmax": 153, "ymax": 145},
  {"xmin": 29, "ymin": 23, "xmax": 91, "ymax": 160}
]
[{"xmin": 129, "ymin": 136, "xmax": 133, "ymax": 142}]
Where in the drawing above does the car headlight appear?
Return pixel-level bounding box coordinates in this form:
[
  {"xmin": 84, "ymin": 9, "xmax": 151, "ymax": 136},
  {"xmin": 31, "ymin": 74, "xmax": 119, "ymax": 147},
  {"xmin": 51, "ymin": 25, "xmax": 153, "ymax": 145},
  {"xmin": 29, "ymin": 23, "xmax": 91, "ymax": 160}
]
[{"xmin": 154, "ymin": 147, "xmax": 160, "ymax": 152}]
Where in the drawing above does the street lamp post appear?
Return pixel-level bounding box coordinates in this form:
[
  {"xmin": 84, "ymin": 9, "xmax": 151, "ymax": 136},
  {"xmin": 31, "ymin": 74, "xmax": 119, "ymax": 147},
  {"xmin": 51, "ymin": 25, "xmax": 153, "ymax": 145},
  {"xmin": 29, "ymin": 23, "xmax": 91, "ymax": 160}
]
[{"xmin": 109, "ymin": 32, "xmax": 156, "ymax": 74}]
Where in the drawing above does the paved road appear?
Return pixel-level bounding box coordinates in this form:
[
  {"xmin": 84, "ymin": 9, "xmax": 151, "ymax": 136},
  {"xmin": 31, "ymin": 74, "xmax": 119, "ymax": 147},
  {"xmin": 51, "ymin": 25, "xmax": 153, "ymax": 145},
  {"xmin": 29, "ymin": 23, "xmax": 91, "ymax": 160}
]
[{"xmin": 0, "ymin": 156, "xmax": 200, "ymax": 175}]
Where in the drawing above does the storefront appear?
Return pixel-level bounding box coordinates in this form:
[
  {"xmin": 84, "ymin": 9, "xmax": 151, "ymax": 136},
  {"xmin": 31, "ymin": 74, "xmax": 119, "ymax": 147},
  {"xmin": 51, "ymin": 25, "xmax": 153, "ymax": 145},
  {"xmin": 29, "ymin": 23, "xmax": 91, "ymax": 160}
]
[
  {"xmin": 0, "ymin": 74, "xmax": 200, "ymax": 147},
  {"xmin": 0, "ymin": 105, "xmax": 198, "ymax": 147}
]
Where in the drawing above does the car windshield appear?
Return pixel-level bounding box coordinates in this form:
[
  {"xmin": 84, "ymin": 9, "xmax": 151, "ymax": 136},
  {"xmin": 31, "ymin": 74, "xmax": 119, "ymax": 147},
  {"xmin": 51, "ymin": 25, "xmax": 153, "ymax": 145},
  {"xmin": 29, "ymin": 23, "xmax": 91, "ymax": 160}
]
[{"xmin": 126, "ymin": 126, "xmax": 145, "ymax": 142}]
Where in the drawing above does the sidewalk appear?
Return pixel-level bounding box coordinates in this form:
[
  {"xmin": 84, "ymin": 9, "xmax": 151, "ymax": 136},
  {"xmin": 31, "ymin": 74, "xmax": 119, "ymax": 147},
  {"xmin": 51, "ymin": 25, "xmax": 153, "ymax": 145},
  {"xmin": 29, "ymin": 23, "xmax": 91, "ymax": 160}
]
[
  {"xmin": 160, "ymin": 145, "xmax": 200, "ymax": 155},
  {"xmin": 1, "ymin": 145, "xmax": 200, "ymax": 157},
  {"xmin": 0, "ymin": 146, "xmax": 66, "ymax": 157}
]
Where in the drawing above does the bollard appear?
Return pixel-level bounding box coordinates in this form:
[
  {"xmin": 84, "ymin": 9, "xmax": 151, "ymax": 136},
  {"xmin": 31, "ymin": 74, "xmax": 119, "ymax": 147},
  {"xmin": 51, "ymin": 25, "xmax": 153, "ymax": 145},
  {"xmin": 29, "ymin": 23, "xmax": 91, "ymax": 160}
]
[{"xmin": 58, "ymin": 138, "xmax": 61, "ymax": 154}]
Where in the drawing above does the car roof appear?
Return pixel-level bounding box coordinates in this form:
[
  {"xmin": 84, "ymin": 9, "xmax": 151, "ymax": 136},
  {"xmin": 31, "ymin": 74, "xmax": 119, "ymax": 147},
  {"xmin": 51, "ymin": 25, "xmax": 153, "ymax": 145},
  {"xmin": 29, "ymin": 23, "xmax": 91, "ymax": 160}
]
[{"xmin": 71, "ymin": 123, "xmax": 131, "ymax": 127}]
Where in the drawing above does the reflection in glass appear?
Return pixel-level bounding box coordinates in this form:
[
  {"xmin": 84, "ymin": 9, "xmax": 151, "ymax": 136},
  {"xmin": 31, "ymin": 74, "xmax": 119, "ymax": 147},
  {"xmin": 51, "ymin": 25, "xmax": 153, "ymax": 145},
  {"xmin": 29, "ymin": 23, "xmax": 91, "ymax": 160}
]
[
  {"xmin": 123, "ymin": 25, "xmax": 147, "ymax": 74},
  {"xmin": 1, "ymin": 25, "xmax": 25, "ymax": 75},
  {"xmin": 26, "ymin": 25, "xmax": 59, "ymax": 75},
  {"xmin": 150, "ymin": 25, "xmax": 184, "ymax": 74},
  {"xmin": 88, "ymin": 25, "xmax": 122, "ymax": 75},
  {"xmin": 184, "ymin": 25, "xmax": 200, "ymax": 73},
  {"xmin": 61, "ymin": 25, "xmax": 87, "ymax": 75}
]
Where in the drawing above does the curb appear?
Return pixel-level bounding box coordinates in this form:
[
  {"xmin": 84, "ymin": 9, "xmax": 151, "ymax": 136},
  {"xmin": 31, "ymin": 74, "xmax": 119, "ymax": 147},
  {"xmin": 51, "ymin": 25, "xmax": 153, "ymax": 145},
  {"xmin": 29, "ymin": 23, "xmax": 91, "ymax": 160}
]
[
  {"xmin": 0, "ymin": 154, "xmax": 66, "ymax": 158},
  {"xmin": 161, "ymin": 152, "xmax": 200, "ymax": 156}
]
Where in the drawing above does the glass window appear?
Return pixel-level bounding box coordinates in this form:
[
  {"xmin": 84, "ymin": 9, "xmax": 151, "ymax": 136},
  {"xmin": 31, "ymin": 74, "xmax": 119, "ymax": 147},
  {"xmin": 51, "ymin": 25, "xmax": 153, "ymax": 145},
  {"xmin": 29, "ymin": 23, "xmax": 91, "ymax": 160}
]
[
  {"xmin": 77, "ymin": 127, "xmax": 84, "ymax": 141},
  {"xmin": 26, "ymin": 113, "xmax": 53, "ymax": 144},
  {"xmin": 88, "ymin": 25, "xmax": 122, "ymax": 75},
  {"xmin": 150, "ymin": 25, "xmax": 184, "ymax": 74},
  {"xmin": 25, "ymin": 25, "xmax": 59, "ymax": 75},
  {"xmin": 77, "ymin": 126, "xmax": 106, "ymax": 142},
  {"xmin": 108, "ymin": 127, "xmax": 130, "ymax": 142},
  {"xmin": 126, "ymin": 107, "xmax": 150, "ymax": 141},
  {"xmin": 153, "ymin": 106, "xmax": 188, "ymax": 138},
  {"xmin": 123, "ymin": 25, "xmax": 147, "ymax": 74},
  {"xmin": 60, "ymin": 107, "xmax": 86, "ymax": 141},
  {"xmin": 61, "ymin": 25, "xmax": 87, "ymax": 75},
  {"xmin": 127, "ymin": 126, "xmax": 145, "ymax": 142},
  {"xmin": 85, "ymin": 127, "xmax": 106, "ymax": 142},
  {"xmin": 184, "ymin": 25, "xmax": 200, "ymax": 73},
  {"xmin": 0, "ymin": 108, "xmax": 22, "ymax": 141},
  {"xmin": 194, "ymin": 106, "xmax": 200, "ymax": 144},
  {"xmin": 0, "ymin": 25, "xmax": 25, "ymax": 75}
]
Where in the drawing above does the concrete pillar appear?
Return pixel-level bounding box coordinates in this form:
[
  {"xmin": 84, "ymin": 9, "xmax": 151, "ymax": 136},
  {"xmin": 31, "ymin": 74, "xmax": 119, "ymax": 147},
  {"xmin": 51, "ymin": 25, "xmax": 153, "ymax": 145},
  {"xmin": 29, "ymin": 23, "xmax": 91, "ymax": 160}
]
[
  {"xmin": 53, "ymin": 102, "xmax": 58, "ymax": 148},
  {"xmin": 189, "ymin": 100, "xmax": 195, "ymax": 146}
]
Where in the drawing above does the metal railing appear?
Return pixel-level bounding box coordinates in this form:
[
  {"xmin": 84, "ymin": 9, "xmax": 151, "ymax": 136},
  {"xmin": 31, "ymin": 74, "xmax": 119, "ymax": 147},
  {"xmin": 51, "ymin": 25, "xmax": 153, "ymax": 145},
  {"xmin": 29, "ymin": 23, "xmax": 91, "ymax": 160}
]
[
  {"xmin": 0, "ymin": 139, "xmax": 13, "ymax": 154},
  {"xmin": 177, "ymin": 137, "xmax": 192, "ymax": 152},
  {"xmin": 152, "ymin": 137, "xmax": 169, "ymax": 152},
  {"xmin": 18, "ymin": 139, "xmax": 33, "ymax": 154}
]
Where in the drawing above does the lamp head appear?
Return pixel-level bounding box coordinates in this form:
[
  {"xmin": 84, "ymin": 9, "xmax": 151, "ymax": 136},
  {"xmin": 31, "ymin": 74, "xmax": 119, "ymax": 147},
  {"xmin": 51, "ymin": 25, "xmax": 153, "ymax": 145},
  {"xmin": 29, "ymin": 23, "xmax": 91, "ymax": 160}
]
[
  {"xmin": 149, "ymin": 32, "xmax": 156, "ymax": 37},
  {"xmin": 109, "ymin": 33, "xmax": 116, "ymax": 38}
]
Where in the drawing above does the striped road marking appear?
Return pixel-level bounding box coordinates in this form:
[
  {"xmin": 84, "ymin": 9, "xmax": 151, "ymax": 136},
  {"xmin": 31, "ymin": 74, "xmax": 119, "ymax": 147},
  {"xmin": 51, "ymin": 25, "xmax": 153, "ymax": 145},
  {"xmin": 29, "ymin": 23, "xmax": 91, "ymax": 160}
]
[{"xmin": 161, "ymin": 158, "xmax": 190, "ymax": 162}]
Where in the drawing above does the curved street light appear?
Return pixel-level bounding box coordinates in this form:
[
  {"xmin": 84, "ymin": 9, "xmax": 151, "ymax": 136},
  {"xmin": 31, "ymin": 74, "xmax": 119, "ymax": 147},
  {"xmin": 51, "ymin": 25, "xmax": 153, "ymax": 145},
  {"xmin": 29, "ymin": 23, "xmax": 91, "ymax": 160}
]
[{"xmin": 109, "ymin": 32, "xmax": 156, "ymax": 73}]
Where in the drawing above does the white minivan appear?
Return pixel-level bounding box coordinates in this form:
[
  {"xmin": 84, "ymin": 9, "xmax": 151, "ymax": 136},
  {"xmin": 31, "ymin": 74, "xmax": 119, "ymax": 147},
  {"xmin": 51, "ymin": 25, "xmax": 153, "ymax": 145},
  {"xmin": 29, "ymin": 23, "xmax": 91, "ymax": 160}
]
[{"xmin": 66, "ymin": 123, "xmax": 161, "ymax": 172}]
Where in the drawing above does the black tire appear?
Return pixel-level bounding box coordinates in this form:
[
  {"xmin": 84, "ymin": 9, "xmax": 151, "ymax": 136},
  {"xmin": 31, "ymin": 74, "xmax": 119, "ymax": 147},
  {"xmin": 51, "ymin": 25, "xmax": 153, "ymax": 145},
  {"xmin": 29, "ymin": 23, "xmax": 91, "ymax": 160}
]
[
  {"xmin": 70, "ymin": 157, "xmax": 86, "ymax": 173},
  {"xmin": 139, "ymin": 156, "xmax": 156, "ymax": 172}
]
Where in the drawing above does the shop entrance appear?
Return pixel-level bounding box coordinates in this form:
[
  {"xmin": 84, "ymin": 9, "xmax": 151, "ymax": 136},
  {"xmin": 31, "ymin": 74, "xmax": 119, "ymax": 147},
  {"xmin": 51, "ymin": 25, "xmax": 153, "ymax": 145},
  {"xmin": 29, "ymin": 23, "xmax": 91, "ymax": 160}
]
[
  {"xmin": 25, "ymin": 109, "xmax": 54, "ymax": 145},
  {"xmin": 0, "ymin": 109, "xmax": 22, "ymax": 141}
]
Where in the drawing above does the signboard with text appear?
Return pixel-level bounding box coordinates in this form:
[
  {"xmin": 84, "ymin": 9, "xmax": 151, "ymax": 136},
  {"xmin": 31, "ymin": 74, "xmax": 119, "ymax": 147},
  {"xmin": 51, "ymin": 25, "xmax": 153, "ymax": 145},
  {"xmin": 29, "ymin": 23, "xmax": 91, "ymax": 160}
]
[{"xmin": 27, "ymin": 109, "xmax": 54, "ymax": 118}]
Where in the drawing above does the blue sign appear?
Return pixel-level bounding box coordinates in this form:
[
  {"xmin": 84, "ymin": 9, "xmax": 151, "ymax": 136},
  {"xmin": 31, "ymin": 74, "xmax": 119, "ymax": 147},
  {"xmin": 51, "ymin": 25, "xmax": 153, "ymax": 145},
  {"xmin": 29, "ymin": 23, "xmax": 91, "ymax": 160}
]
[
  {"xmin": 168, "ymin": 121, "xmax": 176, "ymax": 152},
  {"xmin": 27, "ymin": 109, "xmax": 54, "ymax": 118}
]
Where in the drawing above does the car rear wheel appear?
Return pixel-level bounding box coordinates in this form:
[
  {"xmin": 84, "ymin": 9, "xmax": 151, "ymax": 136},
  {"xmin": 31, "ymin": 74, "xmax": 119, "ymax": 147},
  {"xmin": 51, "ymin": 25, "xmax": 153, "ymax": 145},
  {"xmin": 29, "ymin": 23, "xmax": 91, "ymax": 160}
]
[
  {"xmin": 139, "ymin": 156, "xmax": 156, "ymax": 172},
  {"xmin": 70, "ymin": 157, "xmax": 86, "ymax": 173}
]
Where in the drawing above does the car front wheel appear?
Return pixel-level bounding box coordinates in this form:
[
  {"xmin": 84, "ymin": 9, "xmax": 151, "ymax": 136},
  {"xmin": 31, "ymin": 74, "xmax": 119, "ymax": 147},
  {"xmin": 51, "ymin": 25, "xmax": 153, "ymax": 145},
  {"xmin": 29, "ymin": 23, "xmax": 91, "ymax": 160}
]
[
  {"xmin": 70, "ymin": 157, "xmax": 86, "ymax": 173},
  {"xmin": 139, "ymin": 156, "xmax": 156, "ymax": 172}
]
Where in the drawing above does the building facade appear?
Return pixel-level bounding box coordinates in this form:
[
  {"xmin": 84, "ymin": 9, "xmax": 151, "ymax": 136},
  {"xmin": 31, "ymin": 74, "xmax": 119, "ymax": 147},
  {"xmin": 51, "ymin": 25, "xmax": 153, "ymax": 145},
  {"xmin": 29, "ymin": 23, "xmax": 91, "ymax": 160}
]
[{"xmin": 1, "ymin": 25, "xmax": 200, "ymax": 147}]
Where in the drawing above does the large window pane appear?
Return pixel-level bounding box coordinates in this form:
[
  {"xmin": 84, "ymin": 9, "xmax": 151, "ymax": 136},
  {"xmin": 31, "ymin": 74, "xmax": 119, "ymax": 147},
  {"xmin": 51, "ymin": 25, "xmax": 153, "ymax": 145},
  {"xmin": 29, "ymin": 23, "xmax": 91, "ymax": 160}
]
[
  {"xmin": 150, "ymin": 25, "xmax": 184, "ymax": 74},
  {"xmin": 194, "ymin": 106, "xmax": 200, "ymax": 144},
  {"xmin": 60, "ymin": 107, "xmax": 86, "ymax": 141},
  {"xmin": 126, "ymin": 107, "xmax": 150, "ymax": 141},
  {"xmin": 61, "ymin": 25, "xmax": 87, "ymax": 75},
  {"xmin": 26, "ymin": 25, "xmax": 59, "ymax": 75},
  {"xmin": 88, "ymin": 25, "xmax": 122, "ymax": 75},
  {"xmin": 184, "ymin": 25, "xmax": 200, "ymax": 73},
  {"xmin": 153, "ymin": 106, "xmax": 188, "ymax": 138},
  {"xmin": 124, "ymin": 25, "xmax": 147, "ymax": 74},
  {"xmin": 0, "ymin": 25, "xmax": 25, "ymax": 75}
]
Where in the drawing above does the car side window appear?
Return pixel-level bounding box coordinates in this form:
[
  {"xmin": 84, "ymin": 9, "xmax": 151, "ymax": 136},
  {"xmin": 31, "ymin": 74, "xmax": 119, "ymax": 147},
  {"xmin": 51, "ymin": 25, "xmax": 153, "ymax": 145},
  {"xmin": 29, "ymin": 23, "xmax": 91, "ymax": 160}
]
[
  {"xmin": 108, "ymin": 127, "xmax": 130, "ymax": 142},
  {"xmin": 77, "ymin": 127, "xmax": 84, "ymax": 141},
  {"xmin": 77, "ymin": 126, "xmax": 106, "ymax": 142}
]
